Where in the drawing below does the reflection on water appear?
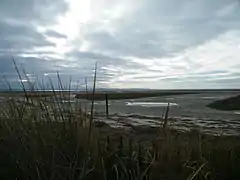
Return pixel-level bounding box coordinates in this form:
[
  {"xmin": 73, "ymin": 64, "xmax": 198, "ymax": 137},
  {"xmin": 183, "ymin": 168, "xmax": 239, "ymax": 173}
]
[
  {"xmin": 201, "ymin": 97, "xmax": 218, "ymax": 99},
  {"xmin": 1, "ymin": 91, "xmax": 240, "ymax": 135},
  {"xmin": 61, "ymin": 100, "xmax": 76, "ymax": 103},
  {"xmin": 126, "ymin": 102, "xmax": 178, "ymax": 107},
  {"xmin": 92, "ymin": 92, "xmax": 240, "ymax": 135}
]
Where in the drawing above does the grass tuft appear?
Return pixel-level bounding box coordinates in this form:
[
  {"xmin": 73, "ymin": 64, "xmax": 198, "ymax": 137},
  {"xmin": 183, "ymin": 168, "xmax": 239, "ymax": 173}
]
[{"xmin": 0, "ymin": 60, "xmax": 240, "ymax": 179}]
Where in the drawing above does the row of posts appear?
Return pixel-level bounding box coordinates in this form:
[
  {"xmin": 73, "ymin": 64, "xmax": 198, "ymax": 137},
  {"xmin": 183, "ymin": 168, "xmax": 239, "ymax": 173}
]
[{"xmin": 104, "ymin": 93, "xmax": 169, "ymax": 124}]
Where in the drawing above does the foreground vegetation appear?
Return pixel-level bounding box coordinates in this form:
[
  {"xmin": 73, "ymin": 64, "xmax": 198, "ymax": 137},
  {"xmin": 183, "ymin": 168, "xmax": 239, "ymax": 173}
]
[
  {"xmin": 0, "ymin": 65, "xmax": 240, "ymax": 180},
  {"xmin": 1, "ymin": 90, "xmax": 240, "ymax": 180}
]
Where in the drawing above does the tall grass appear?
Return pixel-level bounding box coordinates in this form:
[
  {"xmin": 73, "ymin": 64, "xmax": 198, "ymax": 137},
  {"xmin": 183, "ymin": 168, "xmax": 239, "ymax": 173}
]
[{"xmin": 0, "ymin": 62, "xmax": 240, "ymax": 180}]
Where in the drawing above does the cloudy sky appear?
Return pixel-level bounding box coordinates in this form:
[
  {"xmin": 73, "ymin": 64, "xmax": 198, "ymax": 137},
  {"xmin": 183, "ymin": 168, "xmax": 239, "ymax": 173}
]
[{"xmin": 0, "ymin": 0, "xmax": 240, "ymax": 90}]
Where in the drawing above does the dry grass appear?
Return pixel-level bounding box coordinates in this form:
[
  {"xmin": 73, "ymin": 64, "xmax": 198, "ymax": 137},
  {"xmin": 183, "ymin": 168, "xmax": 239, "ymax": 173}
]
[{"xmin": 0, "ymin": 62, "xmax": 240, "ymax": 180}]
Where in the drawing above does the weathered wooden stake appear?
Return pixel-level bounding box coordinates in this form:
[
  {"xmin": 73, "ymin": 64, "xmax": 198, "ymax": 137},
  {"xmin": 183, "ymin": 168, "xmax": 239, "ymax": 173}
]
[
  {"xmin": 105, "ymin": 93, "xmax": 109, "ymax": 117},
  {"xmin": 163, "ymin": 103, "xmax": 170, "ymax": 129}
]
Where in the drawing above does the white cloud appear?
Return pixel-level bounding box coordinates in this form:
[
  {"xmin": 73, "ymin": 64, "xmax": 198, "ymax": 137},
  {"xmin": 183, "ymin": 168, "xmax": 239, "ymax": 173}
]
[
  {"xmin": 102, "ymin": 30, "xmax": 240, "ymax": 88},
  {"xmin": 1, "ymin": 0, "xmax": 240, "ymax": 89}
]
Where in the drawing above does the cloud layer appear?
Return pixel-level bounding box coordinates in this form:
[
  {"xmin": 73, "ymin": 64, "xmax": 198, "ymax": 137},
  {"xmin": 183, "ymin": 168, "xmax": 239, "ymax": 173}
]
[{"xmin": 0, "ymin": 0, "xmax": 240, "ymax": 89}]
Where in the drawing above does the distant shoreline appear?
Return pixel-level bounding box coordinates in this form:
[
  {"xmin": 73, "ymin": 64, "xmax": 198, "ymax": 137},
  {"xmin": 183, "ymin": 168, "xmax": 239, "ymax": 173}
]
[
  {"xmin": 0, "ymin": 88, "xmax": 240, "ymax": 94},
  {"xmin": 75, "ymin": 91, "xmax": 196, "ymax": 100},
  {"xmin": 1, "ymin": 89, "xmax": 239, "ymax": 100}
]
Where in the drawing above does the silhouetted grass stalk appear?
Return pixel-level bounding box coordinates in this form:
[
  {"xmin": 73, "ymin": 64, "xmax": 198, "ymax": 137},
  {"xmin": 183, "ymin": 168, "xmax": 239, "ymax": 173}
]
[{"xmin": 0, "ymin": 59, "xmax": 239, "ymax": 179}]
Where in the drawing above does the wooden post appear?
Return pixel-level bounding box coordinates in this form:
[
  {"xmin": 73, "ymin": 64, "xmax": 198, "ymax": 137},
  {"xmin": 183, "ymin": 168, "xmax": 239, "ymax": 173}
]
[
  {"xmin": 105, "ymin": 93, "xmax": 109, "ymax": 117},
  {"xmin": 163, "ymin": 103, "xmax": 170, "ymax": 129}
]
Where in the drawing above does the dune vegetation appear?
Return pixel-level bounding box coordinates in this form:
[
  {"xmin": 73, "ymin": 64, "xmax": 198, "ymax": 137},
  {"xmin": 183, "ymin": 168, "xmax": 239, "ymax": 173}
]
[{"xmin": 0, "ymin": 64, "xmax": 240, "ymax": 180}]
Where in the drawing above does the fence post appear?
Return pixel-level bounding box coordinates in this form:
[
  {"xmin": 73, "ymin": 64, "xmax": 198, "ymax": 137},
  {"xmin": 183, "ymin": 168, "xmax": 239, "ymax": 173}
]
[
  {"xmin": 105, "ymin": 93, "xmax": 109, "ymax": 117},
  {"xmin": 163, "ymin": 103, "xmax": 170, "ymax": 129}
]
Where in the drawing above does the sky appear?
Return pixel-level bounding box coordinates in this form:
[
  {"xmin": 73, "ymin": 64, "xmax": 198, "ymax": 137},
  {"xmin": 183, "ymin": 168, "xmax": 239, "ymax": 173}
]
[{"xmin": 0, "ymin": 0, "xmax": 240, "ymax": 90}]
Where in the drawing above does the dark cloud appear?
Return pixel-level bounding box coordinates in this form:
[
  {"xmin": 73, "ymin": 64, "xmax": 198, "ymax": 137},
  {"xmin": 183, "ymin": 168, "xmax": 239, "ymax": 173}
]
[
  {"xmin": 0, "ymin": 21, "xmax": 55, "ymax": 51},
  {"xmin": 0, "ymin": 54, "xmax": 56, "ymax": 75}
]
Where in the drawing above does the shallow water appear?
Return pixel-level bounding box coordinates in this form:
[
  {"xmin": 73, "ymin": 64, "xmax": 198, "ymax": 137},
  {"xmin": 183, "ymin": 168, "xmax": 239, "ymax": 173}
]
[
  {"xmin": 90, "ymin": 92, "xmax": 240, "ymax": 135},
  {"xmin": 126, "ymin": 102, "xmax": 178, "ymax": 107},
  {"xmin": 1, "ymin": 91, "xmax": 240, "ymax": 135}
]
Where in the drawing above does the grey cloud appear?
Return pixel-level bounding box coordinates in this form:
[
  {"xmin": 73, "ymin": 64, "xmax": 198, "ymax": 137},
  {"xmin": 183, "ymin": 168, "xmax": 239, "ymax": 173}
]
[
  {"xmin": 66, "ymin": 50, "xmax": 115, "ymax": 61},
  {"xmin": 84, "ymin": 30, "xmax": 167, "ymax": 58},
  {"xmin": 0, "ymin": 0, "xmax": 68, "ymax": 25},
  {"xmin": 0, "ymin": 21, "xmax": 55, "ymax": 51},
  {"xmin": 195, "ymin": 70, "xmax": 229, "ymax": 75},
  {"xmin": 0, "ymin": 55, "xmax": 57, "ymax": 75},
  {"xmin": 63, "ymin": 50, "xmax": 139, "ymax": 83},
  {"xmin": 0, "ymin": 0, "xmax": 69, "ymax": 90},
  {"xmin": 0, "ymin": 54, "xmax": 90, "ymax": 89},
  {"xmin": 66, "ymin": 50, "xmax": 127, "ymax": 65},
  {"xmin": 65, "ymin": 50, "xmax": 147, "ymax": 75},
  {"xmin": 0, "ymin": 0, "xmax": 68, "ymax": 55},
  {"xmin": 45, "ymin": 30, "xmax": 67, "ymax": 39},
  {"xmin": 81, "ymin": 0, "xmax": 240, "ymax": 59},
  {"xmin": 1, "ymin": 0, "xmax": 240, "ymax": 89}
]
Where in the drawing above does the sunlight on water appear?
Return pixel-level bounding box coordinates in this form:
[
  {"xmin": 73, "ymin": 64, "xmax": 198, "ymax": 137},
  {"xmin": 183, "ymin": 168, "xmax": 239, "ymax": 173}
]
[
  {"xmin": 126, "ymin": 102, "xmax": 178, "ymax": 107},
  {"xmin": 201, "ymin": 97, "xmax": 217, "ymax": 99}
]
